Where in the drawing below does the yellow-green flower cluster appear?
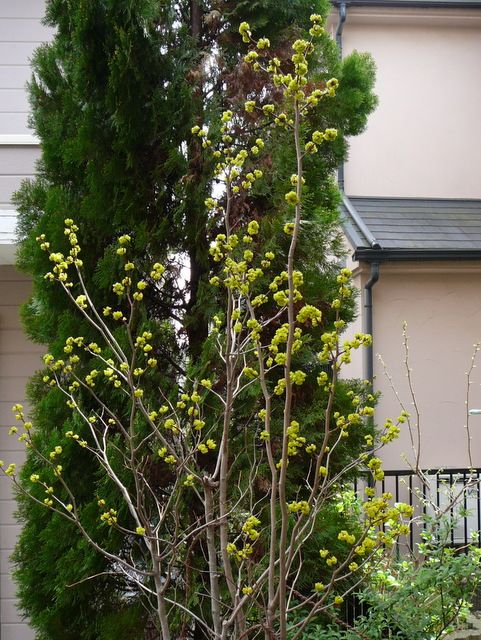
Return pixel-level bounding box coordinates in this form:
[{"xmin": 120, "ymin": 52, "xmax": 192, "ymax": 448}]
[
  {"xmin": 314, "ymin": 582, "xmax": 325, "ymax": 593},
  {"xmin": 208, "ymin": 234, "xmax": 268, "ymax": 296},
  {"xmin": 242, "ymin": 366, "xmax": 259, "ymax": 380},
  {"xmin": 352, "ymin": 498, "xmax": 414, "ymax": 551},
  {"xmin": 319, "ymin": 548, "xmax": 338, "ymax": 567},
  {"xmin": 38, "ymin": 219, "xmax": 85, "ymax": 284},
  {"xmin": 100, "ymin": 508, "xmax": 118, "ymax": 526},
  {"xmin": 135, "ymin": 331, "xmax": 153, "ymax": 355},
  {"xmin": 237, "ymin": 19, "xmax": 340, "ymax": 135},
  {"xmin": 267, "ymin": 324, "xmax": 303, "ymax": 364},
  {"xmin": 197, "ymin": 99, "xmax": 267, "ymax": 199},
  {"xmin": 290, "ymin": 370, "xmax": 306, "ymax": 386},
  {"xmin": 288, "ymin": 500, "xmax": 310, "ymax": 516},
  {"xmin": 158, "ymin": 447, "xmax": 177, "ymax": 465},
  {"xmin": 286, "ymin": 420, "xmax": 306, "ymax": 457},
  {"xmin": 239, "ymin": 21, "xmax": 252, "ymax": 43},
  {"xmin": 163, "ymin": 418, "xmax": 179, "ymax": 433},
  {"xmin": 337, "ymin": 267, "xmax": 354, "ymax": 299},
  {"xmin": 297, "ymin": 304, "xmax": 322, "ymax": 326},
  {"xmin": 309, "ymin": 13, "xmax": 325, "ymax": 37},
  {"xmin": 197, "ymin": 439, "xmax": 216, "ymax": 454},
  {"xmin": 367, "ymin": 456, "xmax": 385, "ymax": 481},
  {"xmin": 242, "ymin": 515, "xmax": 261, "ymax": 541},
  {"xmin": 380, "ymin": 418, "xmax": 401, "ymax": 444},
  {"xmin": 269, "ymin": 271, "xmax": 303, "ymax": 308},
  {"xmin": 234, "ymin": 543, "xmax": 254, "ymax": 562},
  {"xmin": 4, "ymin": 463, "xmax": 16, "ymax": 477},
  {"xmin": 150, "ymin": 262, "xmax": 165, "ymax": 282},
  {"xmin": 285, "ymin": 191, "xmax": 299, "ymax": 206},
  {"xmin": 65, "ymin": 430, "xmax": 87, "ymax": 448},
  {"xmin": 338, "ymin": 530, "xmax": 356, "ymax": 545},
  {"xmin": 183, "ymin": 474, "xmax": 195, "ymax": 487}
]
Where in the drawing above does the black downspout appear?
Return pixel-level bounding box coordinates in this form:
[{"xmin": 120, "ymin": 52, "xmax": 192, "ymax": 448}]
[
  {"xmin": 336, "ymin": 0, "xmax": 347, "ymax": 191},
  {"xmin": 335, "ymin": 1, "xmax": 347, "ymax": 60},
  {"xmin": 364, "ymin": 262, "xmax": 380, "ymax": 383},
  {"xmin": 335, "ymin": 1, "xmax": 380, "ymax": 383}
]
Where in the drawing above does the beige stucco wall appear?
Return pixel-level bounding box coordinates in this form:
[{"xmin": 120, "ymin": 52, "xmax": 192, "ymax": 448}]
[
  {"xmin": 0, "ymin": 266, "xmax": 41, "ymax": 639},
  {"xmin": 331, "ymin": 6, "xmax": 481, "ymax": 471},
  {"xmin": 361, "ymin": 261, "xmax": 481, "ymax": 471},
  {"xmin": 332, "ymin": 7, "xmax": 481, "ymax": 198}
]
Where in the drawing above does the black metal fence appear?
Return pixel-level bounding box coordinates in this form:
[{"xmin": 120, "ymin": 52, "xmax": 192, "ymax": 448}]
[
  {"xmin": 353, "ymin": 467, "xmax": 481, "ymax": 553},
  {"xmin": 344, "ymin": 468, "xmax": 481, "ymax": 625}
]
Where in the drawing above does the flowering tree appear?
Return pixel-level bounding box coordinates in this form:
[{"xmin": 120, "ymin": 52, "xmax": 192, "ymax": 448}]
[{"xmin": 7, "ymin": 16, "xmax": 412, "ymax": 640}]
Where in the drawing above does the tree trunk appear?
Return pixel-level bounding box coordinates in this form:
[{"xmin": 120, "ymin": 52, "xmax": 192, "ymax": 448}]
[{"xmin": 185, "ymin": 0, "xmax": 210, "ymax": 360}]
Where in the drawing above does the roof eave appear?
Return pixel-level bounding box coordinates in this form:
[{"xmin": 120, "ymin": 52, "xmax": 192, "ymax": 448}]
[
  {"xmin": 331, "ymin": 0, "xmax": 481, "ymax": 7},
  {"xmin": 354, "ymin": 248, "xmax": 481, "ymax": 262}
]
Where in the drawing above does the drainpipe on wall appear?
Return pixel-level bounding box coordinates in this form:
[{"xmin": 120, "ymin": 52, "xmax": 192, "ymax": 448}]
[
  {"xmin": 335, "ymin": 0, "xmax": 347, "ymax": 191},
  {"xmin": 335, "ymin": 1, "xmax": 380, "ymax": 384},
  {"xmin": 364, "ymin": 262, "xmax": 380, "ymax": 383},
  {"xmin": 335, "ymin": 1, "xmax": 347, "ymax": 58}
]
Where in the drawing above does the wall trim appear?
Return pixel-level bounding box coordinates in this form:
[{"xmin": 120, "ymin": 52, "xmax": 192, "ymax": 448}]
[
  {"xmin": 0, "ymin": 134, "xmax": 39, "ymax": 146},
  {"xmin": 356, "ymin": 260, "xmax": 481, "ymax": 275},
  {"xmin": 0, "ymin": 208, "xmax": 17, "ymax": 265},
  {"xmin": 327, "ymin": 5, "xmax": 481, "ymax": 26}
]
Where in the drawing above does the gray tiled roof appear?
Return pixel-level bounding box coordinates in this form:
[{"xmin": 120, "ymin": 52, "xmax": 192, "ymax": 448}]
[{"xmin": 341, "ymin": 197, "xmax": 481, "ymax": 258}]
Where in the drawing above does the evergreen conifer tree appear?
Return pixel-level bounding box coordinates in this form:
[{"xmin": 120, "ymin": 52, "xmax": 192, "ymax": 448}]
[{"xmin": 13, "ymin": 1, "xmax": 376, "ymax": 637}]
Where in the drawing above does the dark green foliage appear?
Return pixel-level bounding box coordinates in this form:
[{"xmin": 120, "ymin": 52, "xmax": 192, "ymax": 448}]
[
  {"xmin": 13, "ymin": 1, "xmax": 377, "ymax": 637},
  {"xmin": 225, "ymin": 0, "xmax": 329, "ymax": 43},
  {"xmin": 14, "ymin": 2, "xmax": 198, "ymax": 637}
]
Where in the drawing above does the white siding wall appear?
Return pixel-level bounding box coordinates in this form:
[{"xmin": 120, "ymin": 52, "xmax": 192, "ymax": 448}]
[
  {"xmin": 0, "ymin": 0, "xmax": 49, "ymax": 252},
  {"xmin": 0, "ymin": 1, "xmax": 50, "ymax": 637},
  {"xmin": 0, "ymin": 0, "xmax": 51, "ymax": 135}
]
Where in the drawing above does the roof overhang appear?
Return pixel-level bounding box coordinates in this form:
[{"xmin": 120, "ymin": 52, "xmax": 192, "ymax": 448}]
[
  {"xmin": 331, "ymin": 0, "xmax": 481, "ymax": 7},
  {"xmin": 328, "ymin": 0, "xmax": 481, "ymax": 26},
  {"xmin": 354, "ymin": 248, "xmax": 481, "ymax": 262},
  {"xmin": 341, "ymin": 195, "xmax": 481, "ymax": 264}
]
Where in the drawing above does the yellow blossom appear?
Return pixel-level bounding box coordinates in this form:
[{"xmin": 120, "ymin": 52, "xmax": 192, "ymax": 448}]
[{"xmin": 284, "ymin": 191, "xmax": 299, "ymax": 206}]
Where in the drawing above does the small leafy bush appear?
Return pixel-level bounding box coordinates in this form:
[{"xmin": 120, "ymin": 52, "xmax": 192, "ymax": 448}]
[{"xmin": 288, "ymin": 520, "xmax": 481, "ymax": 640}]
